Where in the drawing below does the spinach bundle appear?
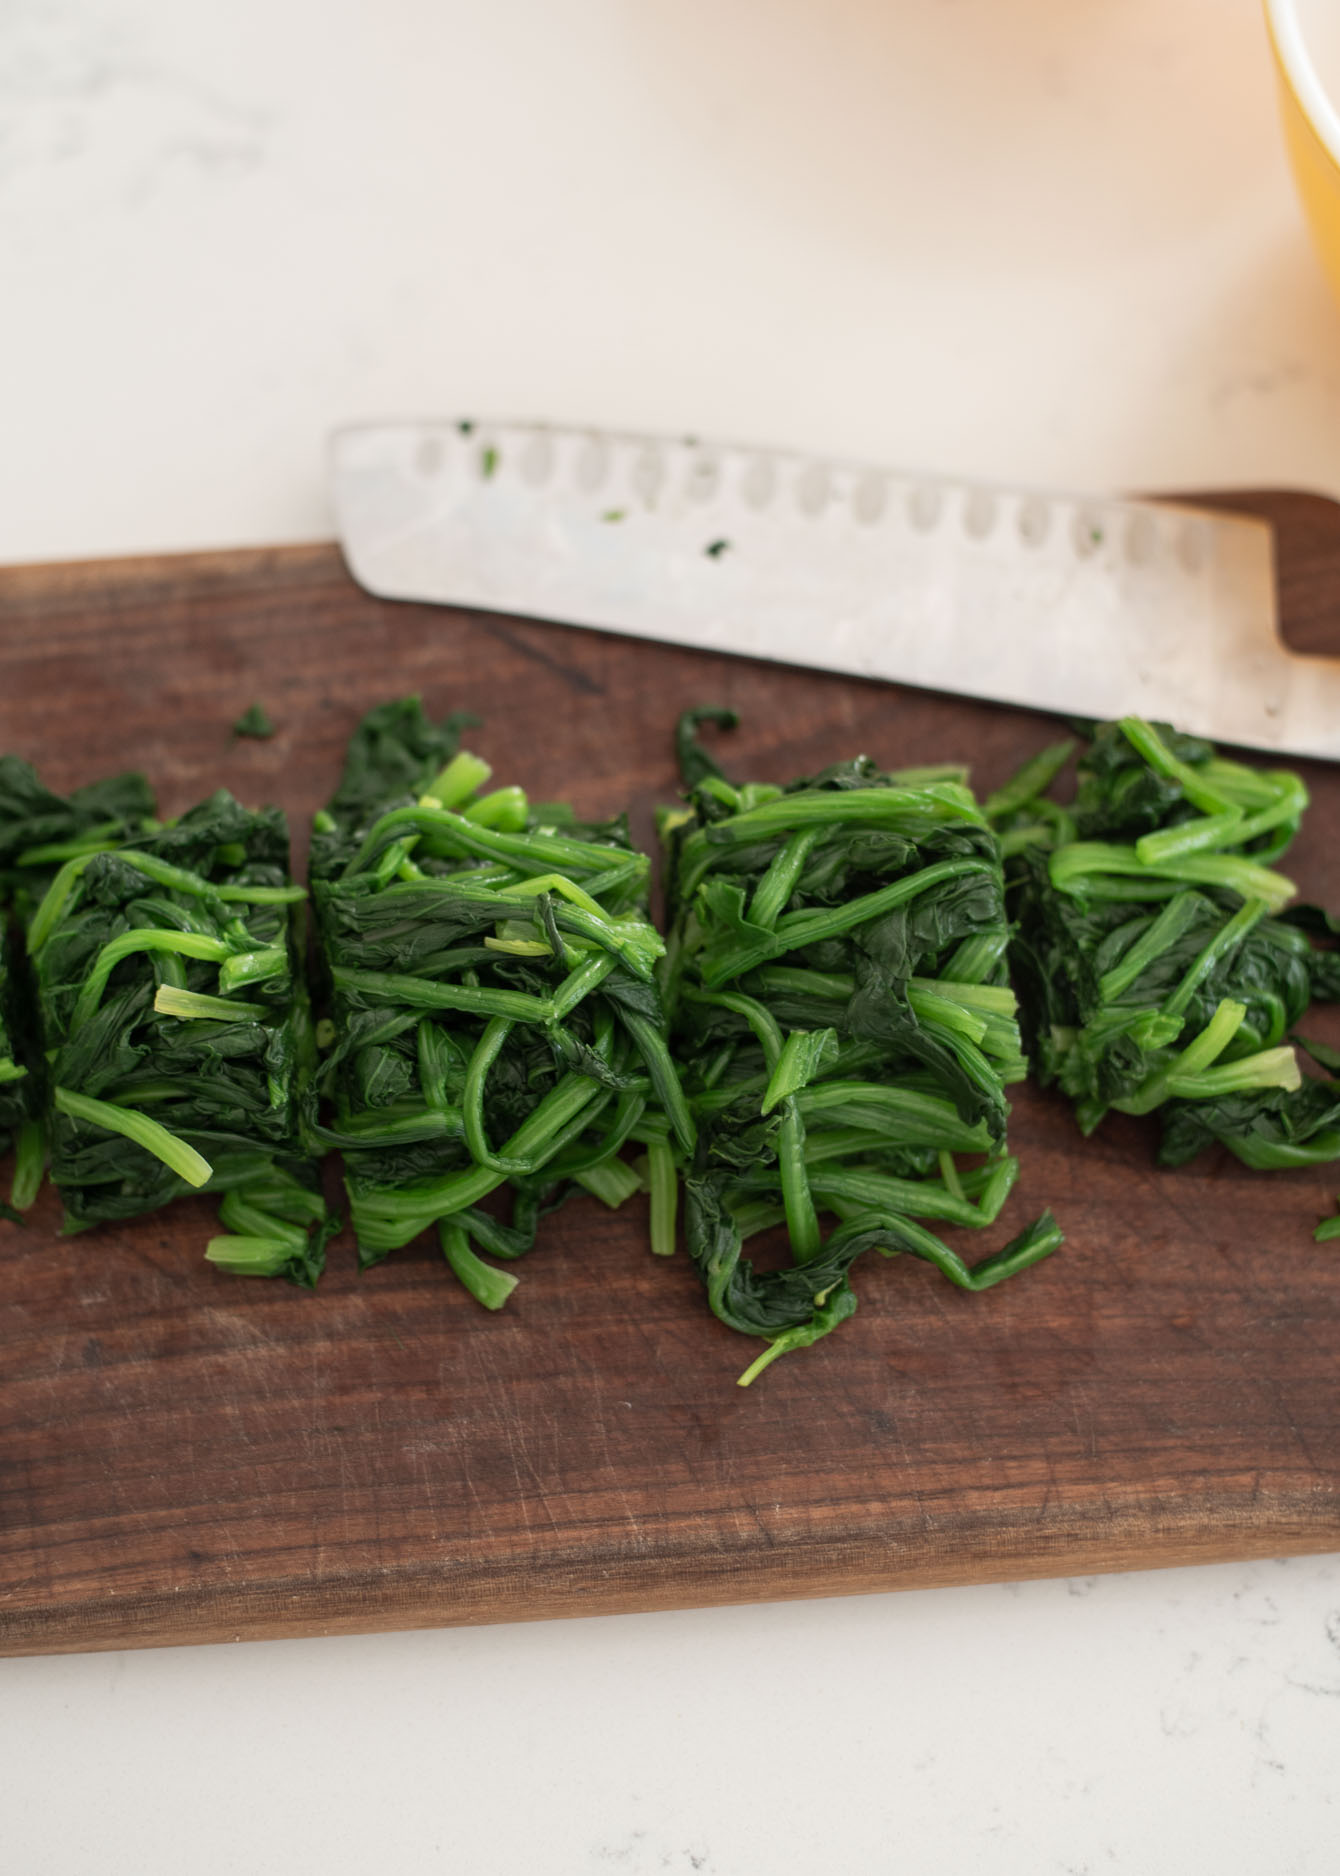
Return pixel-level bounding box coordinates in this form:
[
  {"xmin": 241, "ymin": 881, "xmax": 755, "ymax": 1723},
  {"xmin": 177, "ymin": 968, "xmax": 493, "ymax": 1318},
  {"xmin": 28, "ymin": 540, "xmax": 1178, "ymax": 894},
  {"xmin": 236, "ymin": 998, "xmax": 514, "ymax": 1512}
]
[
  {"xmin": 661, "ymin": 710, "xmax": 1062, "ymax": 1384},
  {"xmin": 995, "ymin": 716, "xmax": 1340, "ymax": 1169},
  {"xmin": 26, "ymin": 789, "xmax": 333, "ymax": 1284},
  {"xmin": 311, "ymin": 699, "xmax": 692, "ymax": 1307},
  {"xmin": 0, "ymin": 754, "xmax": 157, "ymax": 1216}
]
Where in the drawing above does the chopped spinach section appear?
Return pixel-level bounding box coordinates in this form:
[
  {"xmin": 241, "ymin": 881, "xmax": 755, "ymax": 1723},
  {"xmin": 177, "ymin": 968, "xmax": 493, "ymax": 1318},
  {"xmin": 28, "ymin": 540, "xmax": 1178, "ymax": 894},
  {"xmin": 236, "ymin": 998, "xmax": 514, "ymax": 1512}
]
[
  {"xmin": 311, "ymin": 699, "xmax": 689, "ymax": 1307},
  {"xmin": 0, "ymin": 755, "xmax": 157, "ymax": 1215},
  {"xmin": 25, "ymin": 788, "xmax": 333, "ymax": 1283},
  {"xmin": 995, "ymin": 715, "xmax": 1340, "ymax": 1170},
  {"xmin": 660, "ymin": 710, "xmax": 1061, "ymax": 1383}
]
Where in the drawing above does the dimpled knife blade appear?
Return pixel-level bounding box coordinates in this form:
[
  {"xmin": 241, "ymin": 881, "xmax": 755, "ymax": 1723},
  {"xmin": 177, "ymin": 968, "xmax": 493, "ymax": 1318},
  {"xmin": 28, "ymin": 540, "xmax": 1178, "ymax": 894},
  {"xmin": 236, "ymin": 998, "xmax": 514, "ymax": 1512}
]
[{"xmin": 329, "ymin": 420, "xmax": 1340, "ymax": 759}]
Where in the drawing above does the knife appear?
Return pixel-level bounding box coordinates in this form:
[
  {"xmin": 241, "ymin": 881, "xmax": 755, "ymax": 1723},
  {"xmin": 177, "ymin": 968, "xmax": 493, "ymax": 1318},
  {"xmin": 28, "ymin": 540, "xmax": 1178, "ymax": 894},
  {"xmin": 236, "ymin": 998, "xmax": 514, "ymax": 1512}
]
[{"xmin": 329, "ymin": 419, "xmax": 1340, "ymax": 760}]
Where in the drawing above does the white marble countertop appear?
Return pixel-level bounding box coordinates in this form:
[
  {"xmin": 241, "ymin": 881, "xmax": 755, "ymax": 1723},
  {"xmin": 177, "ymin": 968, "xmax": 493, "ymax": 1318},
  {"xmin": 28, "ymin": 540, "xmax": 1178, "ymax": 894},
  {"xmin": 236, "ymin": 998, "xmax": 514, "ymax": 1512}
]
[{"xmin": 2, "ymin": 2, "xmax": 1339, "ymax": 1871}]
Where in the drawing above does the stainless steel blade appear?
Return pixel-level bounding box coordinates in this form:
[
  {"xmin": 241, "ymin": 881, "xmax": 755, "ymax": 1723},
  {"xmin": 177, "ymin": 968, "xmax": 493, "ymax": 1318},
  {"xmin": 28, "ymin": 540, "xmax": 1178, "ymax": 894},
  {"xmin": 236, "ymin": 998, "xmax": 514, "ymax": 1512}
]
[{"xmin": 330, "ymin": 420, "xmax": 1340, "ymax": 759}]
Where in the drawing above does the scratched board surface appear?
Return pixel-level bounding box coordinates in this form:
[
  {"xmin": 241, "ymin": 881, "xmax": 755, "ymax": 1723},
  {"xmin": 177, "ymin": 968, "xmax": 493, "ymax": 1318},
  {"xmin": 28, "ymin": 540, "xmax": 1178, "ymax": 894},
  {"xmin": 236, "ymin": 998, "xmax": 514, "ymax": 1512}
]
[{"xmin": 1, "ymin": 495, "xmax": 1338, "ymax": 1657}]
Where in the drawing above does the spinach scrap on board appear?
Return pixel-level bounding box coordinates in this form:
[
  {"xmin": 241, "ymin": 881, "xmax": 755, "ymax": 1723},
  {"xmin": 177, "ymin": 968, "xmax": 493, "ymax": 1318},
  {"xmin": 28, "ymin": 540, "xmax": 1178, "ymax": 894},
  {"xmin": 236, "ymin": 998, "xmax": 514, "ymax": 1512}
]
[
  {"xmin": 232, "ymin": 703, "xmax": 276, "ymax": 740},
  {"xmin": 23, "ymin": 785, "xmax": 334, "ymax": 1284},
  {"xmin": 309, "ymin": 698, "xmax": 692, "ymax": 1308},
  {"xmin": 991, "ymin": 716, "xmax": 1340, "ymax": 1178},
  {"xmin": 659, "ymin": 709, "xmax": 1062, "ymax": 1385}
]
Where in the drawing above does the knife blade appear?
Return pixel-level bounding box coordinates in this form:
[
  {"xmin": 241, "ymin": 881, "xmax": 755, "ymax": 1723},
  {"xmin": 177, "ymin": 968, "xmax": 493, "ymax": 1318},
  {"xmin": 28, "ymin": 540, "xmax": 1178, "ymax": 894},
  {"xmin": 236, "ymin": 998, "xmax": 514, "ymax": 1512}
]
[{"xmin": 329, "ymin": 419, "xmax": 1340, "ymax": 759}]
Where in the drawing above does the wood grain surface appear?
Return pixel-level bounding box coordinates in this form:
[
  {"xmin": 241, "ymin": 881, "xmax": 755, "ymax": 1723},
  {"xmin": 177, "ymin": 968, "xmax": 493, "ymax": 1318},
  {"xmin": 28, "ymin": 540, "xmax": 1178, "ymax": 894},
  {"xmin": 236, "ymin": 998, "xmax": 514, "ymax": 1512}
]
[{"xmin": 1, "ymin": 492, "xmax": 1338, "ymax": 1657}]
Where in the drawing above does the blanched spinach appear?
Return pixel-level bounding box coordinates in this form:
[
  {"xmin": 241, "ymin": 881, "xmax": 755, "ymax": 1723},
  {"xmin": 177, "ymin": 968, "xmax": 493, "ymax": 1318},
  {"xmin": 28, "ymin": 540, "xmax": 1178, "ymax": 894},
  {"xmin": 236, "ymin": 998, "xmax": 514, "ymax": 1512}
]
[
  {"xmin": 25, "ymin": 787, "xmax": 333, "ymax": 1284},
  {"xmin": 0, "ymin": 754, "xmax": 158, "ymax": 1216},
  {"xmin": 311, "ymin": 698, "xmax": 690, "ymax": 1307},
  {"xmin": 996, "ymin": 716, "xmax": 1340, "ymax": 1170},
  {"xmin": 660, "ymin": 712, "xmax": 1061, "ymax": 1384}
]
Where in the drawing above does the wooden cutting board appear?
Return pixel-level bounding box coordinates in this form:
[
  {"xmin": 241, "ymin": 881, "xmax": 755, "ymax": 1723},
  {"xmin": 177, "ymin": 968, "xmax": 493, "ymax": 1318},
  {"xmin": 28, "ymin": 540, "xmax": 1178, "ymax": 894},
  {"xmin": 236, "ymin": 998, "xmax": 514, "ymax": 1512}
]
[{"xmin": 2, "ymin": 490, "xmax": 1339, "ymax": 1658}]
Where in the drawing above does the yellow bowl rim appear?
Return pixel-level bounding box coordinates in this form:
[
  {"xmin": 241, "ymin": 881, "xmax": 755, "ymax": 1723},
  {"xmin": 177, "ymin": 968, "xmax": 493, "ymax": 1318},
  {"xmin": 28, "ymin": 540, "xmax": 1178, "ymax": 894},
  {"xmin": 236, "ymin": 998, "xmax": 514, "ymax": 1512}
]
[{"xmin": 1266, "ymin": 0, "xmax": 1340, "ymax": 165}]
